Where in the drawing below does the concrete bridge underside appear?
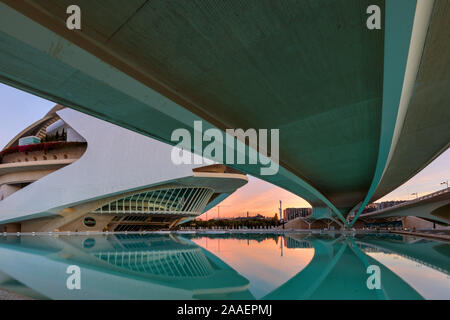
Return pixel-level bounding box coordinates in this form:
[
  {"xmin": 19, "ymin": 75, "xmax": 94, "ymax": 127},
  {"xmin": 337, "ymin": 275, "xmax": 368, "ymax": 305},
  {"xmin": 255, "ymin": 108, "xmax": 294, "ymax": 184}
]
[{"xmin": 0, "ymin": 0, "xmax": 449, "ymax": 225}]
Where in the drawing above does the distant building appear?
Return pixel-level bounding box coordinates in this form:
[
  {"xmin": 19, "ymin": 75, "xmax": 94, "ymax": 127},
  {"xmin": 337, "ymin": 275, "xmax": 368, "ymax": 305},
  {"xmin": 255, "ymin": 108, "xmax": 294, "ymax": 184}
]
[
  {"xmin": 362, "ymin": 203, "xmax": 379, "ymax": 214},
  {"xmin": 283, "ymin": 208, "xmax": 311, "ymax": 221},
  {"xmin": 232, "ymin": 213, "xmax": 267, "ymax": 221},
  {"xmin": 362, "ymin": 200, "xmax": 408, "ymax": 214},
  {"xmin": 377, "ymin": 200, "xmax": 406, "ymax": 210}
]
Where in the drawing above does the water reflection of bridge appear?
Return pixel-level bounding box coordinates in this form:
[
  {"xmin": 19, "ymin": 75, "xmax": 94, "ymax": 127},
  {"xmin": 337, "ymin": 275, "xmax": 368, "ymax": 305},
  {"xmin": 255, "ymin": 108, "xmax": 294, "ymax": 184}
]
[
  {"xmin": 188, "ymin": 233, "xmax": 279, "ymax": 242},
  {"xmin": 0, "ymin": 233, "xmax": 448, "ymax": 300},
  {"xmin": 265, "ymin": 233, "xmax": 449, "ymax": 300},
  {"xmin": 283, "ymin": 236, "xmax": 313, "ymax": 249},
  {"xmin": 0, "ymin": 234, "xmax": 253, "ymax": 299},
  {"xmin": 266, "ymin": 235, "xmax": 423, "ymax": 300},
  {"xmin": 355, "ymin": 234, "xmax": 450, "ymax": 276},
  {"xmin": 358, "ymin": 243, "xmax": 448, "ymax": 275}
]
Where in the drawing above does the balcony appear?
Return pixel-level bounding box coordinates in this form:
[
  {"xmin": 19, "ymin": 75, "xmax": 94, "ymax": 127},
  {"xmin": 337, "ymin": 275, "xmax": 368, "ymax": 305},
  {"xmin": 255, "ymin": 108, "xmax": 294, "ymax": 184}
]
[
  {"xmin": 0, "ymin": 142, "xmax": 88, "ymax": 193},
  {"xmin": 0, "ymin": 141, "xmax": 87, "ymax": 165}
]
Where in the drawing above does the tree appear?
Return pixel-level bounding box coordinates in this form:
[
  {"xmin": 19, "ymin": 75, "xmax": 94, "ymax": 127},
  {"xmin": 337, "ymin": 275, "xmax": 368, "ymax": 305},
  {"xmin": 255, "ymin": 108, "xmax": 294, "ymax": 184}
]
[{"xmin": 273, "ymin": 213, "xmax": 279, "ymax": 223}]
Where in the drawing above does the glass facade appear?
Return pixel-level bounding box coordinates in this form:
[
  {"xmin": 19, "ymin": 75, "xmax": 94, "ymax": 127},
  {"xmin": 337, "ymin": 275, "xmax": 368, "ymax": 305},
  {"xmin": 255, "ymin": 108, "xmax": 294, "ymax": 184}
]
[
  {"xmin": 93, "ymin": 187, "xmax": 214, "ymax": 216},
  {"xmin": 93, "ymin": 247, "xmax": 214, "ymax": 278}
]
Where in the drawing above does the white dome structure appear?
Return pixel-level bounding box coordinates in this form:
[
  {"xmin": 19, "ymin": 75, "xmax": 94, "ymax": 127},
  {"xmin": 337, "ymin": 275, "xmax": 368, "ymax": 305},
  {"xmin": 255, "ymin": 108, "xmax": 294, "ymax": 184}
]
[{"xmin": 0, "ymin": 106, "xmax": 247, "ymax": 232}]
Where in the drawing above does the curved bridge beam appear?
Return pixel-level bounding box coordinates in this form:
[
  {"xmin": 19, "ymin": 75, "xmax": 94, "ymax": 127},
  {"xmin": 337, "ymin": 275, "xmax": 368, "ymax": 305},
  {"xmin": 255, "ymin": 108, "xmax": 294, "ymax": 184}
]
[
  {"xmin": 351, "ymin": 0, "xmax": 430, "ymax": 226},
  {"xmin": 0, "ymin": 1, "xmax": 447, "ymax": 226}
]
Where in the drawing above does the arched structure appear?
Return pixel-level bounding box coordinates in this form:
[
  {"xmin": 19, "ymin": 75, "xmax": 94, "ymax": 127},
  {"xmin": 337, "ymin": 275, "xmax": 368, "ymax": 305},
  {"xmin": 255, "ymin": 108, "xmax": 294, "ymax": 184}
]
[
  {"xmin": 0, "ymin": 1, "xmax": 448, "ymax": 225},
  {"xmin": 0, "ymin": 108, "xmax": 248, "ymax": 232},
  {"xmin": 0, "ymin": 234, "xmax": 253, "ymax": 299}
]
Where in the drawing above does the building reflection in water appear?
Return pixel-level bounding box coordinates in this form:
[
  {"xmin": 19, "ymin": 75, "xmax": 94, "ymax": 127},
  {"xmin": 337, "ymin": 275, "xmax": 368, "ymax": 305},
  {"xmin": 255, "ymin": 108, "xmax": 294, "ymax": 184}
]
[
  {"xmin": 0, "ymin": 234, "xmax": 253, "ymax": 299},
  {"xmin": 0, "ymin": 233, "xmax": 448, "ymax": 300}
]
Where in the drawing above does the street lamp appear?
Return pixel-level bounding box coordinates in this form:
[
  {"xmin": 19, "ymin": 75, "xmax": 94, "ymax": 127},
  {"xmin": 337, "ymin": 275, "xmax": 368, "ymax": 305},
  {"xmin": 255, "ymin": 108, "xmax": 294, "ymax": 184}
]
[
  {"xmin": 411, "ymin": 192, "xmax": 418, "ymax": 199},
  {"xmin": 216, "ymin": 205, "xmax": 230, "ymax": 219},
  {"xmin": 441, "ymin": 180, "xmax": 449, "ymax": 189}
]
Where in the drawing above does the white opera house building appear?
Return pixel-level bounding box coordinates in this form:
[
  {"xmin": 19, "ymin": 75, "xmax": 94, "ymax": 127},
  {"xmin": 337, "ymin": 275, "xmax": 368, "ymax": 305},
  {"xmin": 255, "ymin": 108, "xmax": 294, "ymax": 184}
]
[{"xmin": 0, "ymin": 106, "xmax": 247, "ymax": 232}]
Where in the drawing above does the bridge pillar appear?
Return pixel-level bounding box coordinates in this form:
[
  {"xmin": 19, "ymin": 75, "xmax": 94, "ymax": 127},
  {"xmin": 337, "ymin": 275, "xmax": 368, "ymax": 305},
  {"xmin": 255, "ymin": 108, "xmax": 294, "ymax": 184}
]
[
  {"xmin": 402, "ymin": 216, "xmax": 435, "ymax": 230},
  {"xmin": 311, "ymin": 207, "xmax": 332, "ymax": 220}
]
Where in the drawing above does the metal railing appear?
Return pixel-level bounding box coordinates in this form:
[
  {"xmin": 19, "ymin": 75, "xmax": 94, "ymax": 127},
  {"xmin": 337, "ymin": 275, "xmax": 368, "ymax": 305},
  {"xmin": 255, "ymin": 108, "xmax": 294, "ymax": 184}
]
[{"xmin": 362, "ymin": 187, "xmax": 450, "ymax": 216}]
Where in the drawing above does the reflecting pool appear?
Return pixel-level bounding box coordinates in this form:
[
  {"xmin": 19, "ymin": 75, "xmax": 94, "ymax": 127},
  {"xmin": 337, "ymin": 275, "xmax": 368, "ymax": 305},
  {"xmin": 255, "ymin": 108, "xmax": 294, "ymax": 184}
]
[{"xmin": 0, "ymin": 233, "xmax": 449, "ymax": 299}]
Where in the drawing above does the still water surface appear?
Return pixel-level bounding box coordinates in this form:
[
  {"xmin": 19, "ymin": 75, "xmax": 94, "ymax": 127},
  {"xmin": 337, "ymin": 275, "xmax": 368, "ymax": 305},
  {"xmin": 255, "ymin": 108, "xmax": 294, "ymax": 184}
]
[{"xmin": 0, "ymin": 233, "xmax": 448, "ymax": 299}]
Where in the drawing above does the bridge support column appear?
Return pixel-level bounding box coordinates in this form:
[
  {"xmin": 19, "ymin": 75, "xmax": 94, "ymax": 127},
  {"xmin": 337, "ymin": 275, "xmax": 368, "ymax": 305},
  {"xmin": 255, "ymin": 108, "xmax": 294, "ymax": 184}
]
[
  {"xmin": 299, "ymin": 218, "xmax": 313, "ymax": 230},
  {"xmin": 326, "ymin": 220, "xmax": 333, "ymax": 230}
]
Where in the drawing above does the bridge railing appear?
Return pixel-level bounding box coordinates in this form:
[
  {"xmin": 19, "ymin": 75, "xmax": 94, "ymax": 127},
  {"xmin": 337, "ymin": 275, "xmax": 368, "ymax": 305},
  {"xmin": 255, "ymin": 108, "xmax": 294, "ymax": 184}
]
[{"xmin": 362, "ymin": 187, "xmax": 450, "ymax": 216}]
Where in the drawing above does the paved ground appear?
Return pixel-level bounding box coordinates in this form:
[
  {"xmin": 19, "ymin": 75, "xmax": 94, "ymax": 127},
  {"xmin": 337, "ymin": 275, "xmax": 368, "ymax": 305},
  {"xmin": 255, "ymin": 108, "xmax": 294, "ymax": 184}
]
[
  {"xmin": 0, "ymin": 288, "xmax": 32, "ymax": 300},
  {"xmin": 418, "ymin": 230, "xmax": 450, "ymax": 236}
]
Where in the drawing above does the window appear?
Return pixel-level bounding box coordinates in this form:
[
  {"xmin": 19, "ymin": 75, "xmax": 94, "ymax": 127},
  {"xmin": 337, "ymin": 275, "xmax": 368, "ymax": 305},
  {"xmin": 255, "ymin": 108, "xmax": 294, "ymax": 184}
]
[
  {"xmin": 83, "ymin": 238, "xmax": 96, "ymax": 248},
  {"xmin": 83, "ymin": 217, "xmax": 96, "ymax": 227}
]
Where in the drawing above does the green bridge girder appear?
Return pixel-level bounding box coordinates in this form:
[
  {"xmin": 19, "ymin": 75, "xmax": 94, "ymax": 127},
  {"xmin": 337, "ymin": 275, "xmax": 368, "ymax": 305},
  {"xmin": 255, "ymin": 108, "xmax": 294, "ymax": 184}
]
[{"xmin": 0, "ymin": 1, "xmax": 448, "ymax": 225}]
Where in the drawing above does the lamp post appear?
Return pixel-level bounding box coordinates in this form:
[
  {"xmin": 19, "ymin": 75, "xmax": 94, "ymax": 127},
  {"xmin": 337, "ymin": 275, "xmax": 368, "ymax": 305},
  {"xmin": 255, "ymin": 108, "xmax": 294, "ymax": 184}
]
[
  {"xmin": 441, "ymin": 180, "xmax": 449, "ymax": 189},
  {"xmin": 279, "ymin": 200, "xmax": 284, "ymax": 229},
  {"xmin": 411, "ymin": 192, "xmax": 418, "ymax": 199},
  {"xmin": 217, "ymin": 205, "xmax": 229, "ymax": 219}
]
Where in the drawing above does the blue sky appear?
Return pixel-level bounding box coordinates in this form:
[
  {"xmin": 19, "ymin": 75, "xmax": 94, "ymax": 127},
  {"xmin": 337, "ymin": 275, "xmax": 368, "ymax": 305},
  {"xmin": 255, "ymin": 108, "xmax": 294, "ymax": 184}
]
[
  {"xmin": 0, "ymin": 83, "xmax": 55, "ymax": 149},
  {"xmin": 0, "ymin": 82, "xmax": 448, "ymax": 211}
]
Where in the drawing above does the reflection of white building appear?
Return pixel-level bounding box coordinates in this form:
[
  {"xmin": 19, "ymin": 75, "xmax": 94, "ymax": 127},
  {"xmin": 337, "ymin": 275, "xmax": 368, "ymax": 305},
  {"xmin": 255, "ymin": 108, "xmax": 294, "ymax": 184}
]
[
  {"xmin": 0, "ymin": 106, "xmax": 247, "ymax": 232},
  {"xmin": 0, "ymin": 234, "xmax": 253, "ymax": 299}
]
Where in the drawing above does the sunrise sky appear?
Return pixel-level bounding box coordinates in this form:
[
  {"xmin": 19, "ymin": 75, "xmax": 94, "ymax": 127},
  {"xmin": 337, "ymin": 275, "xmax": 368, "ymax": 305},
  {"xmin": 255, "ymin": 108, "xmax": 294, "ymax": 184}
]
[{"xmin": 1, "ymin": 83, "xmax": 449, "ymax": 219}]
